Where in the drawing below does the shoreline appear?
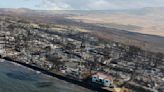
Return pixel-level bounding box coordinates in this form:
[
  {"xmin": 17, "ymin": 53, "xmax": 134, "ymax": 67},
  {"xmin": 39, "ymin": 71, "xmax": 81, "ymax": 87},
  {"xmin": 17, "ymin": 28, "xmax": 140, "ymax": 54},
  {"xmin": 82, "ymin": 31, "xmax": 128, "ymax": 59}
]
[
  {"xmin": 0, "ymin": 57, "xmax": 158, "ymax": 92},
  {"xmin": 1, "ymin": 56, "xmax": 107, "ymax": 92}
]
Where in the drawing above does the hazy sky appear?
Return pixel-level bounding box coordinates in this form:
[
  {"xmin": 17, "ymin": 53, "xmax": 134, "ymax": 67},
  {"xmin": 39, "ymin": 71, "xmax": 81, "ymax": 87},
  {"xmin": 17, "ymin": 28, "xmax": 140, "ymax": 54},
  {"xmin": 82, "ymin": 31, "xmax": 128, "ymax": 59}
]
[{"xmin": 1, "ymin": 0, "xmax": 164, "ymax": 10}]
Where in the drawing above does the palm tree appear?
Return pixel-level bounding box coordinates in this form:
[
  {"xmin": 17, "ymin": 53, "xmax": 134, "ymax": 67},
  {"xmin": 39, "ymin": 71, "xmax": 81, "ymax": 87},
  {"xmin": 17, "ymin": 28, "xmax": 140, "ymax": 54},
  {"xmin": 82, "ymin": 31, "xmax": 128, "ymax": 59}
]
[{"xmin": 46, "ymin": 55, "xmax": 62, "ymax": 71}]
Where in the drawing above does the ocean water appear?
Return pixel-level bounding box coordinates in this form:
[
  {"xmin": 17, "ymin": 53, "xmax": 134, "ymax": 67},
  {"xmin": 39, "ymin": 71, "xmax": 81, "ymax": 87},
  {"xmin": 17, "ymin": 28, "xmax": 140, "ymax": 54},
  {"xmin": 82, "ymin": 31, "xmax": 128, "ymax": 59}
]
[{"xmin": 0, "ymin": 59, "xmax": 92, "ymax": 92}]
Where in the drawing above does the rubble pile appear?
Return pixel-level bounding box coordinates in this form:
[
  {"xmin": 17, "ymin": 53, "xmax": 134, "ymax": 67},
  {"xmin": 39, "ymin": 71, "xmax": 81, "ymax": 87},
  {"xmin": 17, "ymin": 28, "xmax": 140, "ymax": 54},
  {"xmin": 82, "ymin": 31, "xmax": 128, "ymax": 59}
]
[{"xmin": 0, "ymin": 16, "xmax": 163, "ymax": 92}]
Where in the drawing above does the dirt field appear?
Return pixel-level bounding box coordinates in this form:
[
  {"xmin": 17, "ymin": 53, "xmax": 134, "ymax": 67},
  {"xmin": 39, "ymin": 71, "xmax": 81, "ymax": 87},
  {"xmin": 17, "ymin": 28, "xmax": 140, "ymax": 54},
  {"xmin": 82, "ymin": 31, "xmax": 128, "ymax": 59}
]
[{"xmin": 68, "ymin": 12, "xmax": 164, "ymax": 37}]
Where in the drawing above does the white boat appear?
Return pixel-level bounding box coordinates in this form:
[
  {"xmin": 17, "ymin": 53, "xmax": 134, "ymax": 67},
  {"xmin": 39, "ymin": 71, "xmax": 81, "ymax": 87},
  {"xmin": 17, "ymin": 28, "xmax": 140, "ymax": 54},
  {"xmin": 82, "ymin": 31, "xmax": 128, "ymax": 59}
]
[{"xmin": 36, "ymin": 71, "xmax": 41, "ymax": 74}]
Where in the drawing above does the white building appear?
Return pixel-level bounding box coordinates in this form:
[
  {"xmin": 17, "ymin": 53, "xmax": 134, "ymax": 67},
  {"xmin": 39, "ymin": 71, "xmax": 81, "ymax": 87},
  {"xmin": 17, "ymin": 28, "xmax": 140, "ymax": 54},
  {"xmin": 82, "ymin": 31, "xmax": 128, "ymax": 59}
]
[{"xmin": 92, "ymin": 72, "xmax": 113, "ymax": 87}]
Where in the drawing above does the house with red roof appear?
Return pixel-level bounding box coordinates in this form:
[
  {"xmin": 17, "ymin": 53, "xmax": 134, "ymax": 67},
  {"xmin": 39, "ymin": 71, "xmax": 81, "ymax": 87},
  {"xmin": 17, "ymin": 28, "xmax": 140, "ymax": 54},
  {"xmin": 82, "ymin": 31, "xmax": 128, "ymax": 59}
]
[{"xmin": 92, "ymin": 72, "xmax": 113, "ymax": 87}]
